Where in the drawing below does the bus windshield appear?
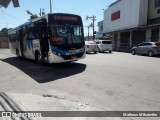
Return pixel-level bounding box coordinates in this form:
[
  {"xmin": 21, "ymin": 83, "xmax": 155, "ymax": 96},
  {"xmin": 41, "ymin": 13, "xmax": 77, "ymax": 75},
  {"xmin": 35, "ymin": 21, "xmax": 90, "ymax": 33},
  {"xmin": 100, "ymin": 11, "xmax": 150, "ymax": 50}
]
[{"xmin": 50, "ymin": 24, "xmax": 84, "ymax": 49}]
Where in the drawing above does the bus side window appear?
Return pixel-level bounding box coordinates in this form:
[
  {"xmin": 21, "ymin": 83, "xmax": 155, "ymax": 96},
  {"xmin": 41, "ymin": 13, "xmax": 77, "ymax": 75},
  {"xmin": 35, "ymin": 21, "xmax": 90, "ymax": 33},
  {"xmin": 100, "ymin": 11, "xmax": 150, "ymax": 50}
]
[
  {"xmin": 28, "ymin": 32, "xmax": 38, "ymax": 39},
  {"xmin": 9, "ymin": 33, "xmax": 16, "ymax": 42},
  {"xmin": 29, "ymin": 23, "xmax": 40, "ymax": 39},
  {"xmin": 9, "ymin": 30, "xmax": 17, "ymax": 49}
]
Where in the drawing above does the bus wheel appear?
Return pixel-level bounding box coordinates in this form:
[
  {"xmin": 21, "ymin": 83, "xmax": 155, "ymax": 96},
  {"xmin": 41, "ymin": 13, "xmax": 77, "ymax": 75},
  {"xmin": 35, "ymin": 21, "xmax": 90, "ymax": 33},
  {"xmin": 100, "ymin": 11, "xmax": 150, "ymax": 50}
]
[
  {"xmin": 16, "ymin": 49, "xmax": 20, "ymax": 58},
  {"xmin": 64, "ymin": 62, "xmax": 72, "ymax": 65},
  {"xmin": 35, "ymin": 52, "xmax": 42, "ymax": 64}
]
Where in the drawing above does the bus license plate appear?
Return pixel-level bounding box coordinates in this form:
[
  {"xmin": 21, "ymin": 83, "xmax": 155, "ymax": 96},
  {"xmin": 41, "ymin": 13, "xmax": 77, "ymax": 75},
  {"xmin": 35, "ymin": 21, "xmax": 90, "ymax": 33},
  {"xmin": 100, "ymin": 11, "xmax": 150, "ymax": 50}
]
[{"xmin": 71, "ymin": 55, "xmax": 77, "ymax": 59}]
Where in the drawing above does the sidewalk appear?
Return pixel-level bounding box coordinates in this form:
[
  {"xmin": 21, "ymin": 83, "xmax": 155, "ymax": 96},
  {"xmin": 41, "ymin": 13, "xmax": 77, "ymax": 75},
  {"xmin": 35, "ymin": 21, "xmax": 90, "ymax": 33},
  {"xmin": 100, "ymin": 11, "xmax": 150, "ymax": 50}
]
[
  {"xmin": 0, "ymin": 92, "xmax": 122, "ymax": 120},
  {"xmin": 0, "ymin": 49, "xmax": 14, "ymax": 60}
]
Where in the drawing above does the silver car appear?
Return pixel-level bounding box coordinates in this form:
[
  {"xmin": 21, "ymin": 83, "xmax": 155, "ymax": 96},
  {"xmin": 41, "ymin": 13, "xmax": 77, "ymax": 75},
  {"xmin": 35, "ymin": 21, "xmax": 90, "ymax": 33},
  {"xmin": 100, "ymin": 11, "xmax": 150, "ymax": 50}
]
[
  {"xmin": 85, "ymin": 41, "xmax": 99, "ymax": 54},
  {"xmin": 131, "ymin": 42, "xmax": 160, "ymax": 57}
]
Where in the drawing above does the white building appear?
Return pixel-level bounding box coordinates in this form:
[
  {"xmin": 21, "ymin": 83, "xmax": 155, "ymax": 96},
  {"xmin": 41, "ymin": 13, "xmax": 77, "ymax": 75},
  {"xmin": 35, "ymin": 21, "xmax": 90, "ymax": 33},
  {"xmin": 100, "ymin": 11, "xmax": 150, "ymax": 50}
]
[
  {"xmin": 103, "ymin": 0, "xmax": 160, "ymax": 52},
  {"xmin": 103, "ymin": 0, "xmax": 148, "ymax": 33}
]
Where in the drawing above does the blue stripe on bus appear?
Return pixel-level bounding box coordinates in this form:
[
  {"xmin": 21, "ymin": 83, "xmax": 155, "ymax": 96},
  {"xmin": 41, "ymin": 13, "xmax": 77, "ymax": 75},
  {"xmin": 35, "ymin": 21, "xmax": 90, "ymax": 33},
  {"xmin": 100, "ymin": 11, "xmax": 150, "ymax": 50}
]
[
  {"xmin": 27, "ymin": 39, "xmax": 33, "ymax": 50},
  {"xmin": 50, "ymin": 45, "xmax": 69, "ymax": 55}
]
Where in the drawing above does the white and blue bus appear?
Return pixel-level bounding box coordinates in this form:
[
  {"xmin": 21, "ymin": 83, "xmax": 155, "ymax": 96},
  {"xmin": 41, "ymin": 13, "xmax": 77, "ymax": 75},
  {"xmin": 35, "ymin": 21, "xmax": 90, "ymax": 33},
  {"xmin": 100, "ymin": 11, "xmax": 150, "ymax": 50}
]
[{"xmin": 8, "ymin": 13, "xmax": 86, "ymax": 63}]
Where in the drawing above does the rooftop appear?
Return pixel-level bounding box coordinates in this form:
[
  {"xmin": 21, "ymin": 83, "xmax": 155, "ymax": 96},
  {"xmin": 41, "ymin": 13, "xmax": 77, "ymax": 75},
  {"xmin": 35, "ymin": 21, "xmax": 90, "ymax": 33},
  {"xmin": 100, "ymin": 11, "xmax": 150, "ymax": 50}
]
[{"xmin": 109, "ymin": 0, "xmax": 122, "ymax": 8}]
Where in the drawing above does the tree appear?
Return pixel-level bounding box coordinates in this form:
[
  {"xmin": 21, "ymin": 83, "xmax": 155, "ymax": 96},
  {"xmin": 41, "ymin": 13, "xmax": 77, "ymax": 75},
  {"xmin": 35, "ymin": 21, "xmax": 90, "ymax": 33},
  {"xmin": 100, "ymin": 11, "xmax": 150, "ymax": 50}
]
[
  {"xmin": 1, "ymin": 28, "xmax": 8, "ymax": 32},
  {"xmin": 0, "ymin": 28, "xmax": 8, "ymax": 37},
  {"xmin": 27, "ymin": 10, "xmax": 38, "ymax": 20}
]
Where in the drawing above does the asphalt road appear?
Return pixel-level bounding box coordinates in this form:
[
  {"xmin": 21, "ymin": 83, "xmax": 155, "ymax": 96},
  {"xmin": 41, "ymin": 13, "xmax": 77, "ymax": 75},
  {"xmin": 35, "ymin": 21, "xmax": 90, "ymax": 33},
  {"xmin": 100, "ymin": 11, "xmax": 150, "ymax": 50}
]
[{"xmin": 0, "ymin": 49, "xmax": 160, "ymax": 114}]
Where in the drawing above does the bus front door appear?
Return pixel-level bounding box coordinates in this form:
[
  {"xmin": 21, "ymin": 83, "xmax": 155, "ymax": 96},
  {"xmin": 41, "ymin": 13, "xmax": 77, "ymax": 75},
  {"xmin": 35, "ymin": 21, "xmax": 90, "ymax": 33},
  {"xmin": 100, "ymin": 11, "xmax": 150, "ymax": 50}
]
[
  {"xmin": 18, "ymin": 29, "xmax": 24, "ymax": 57},
  {"xmin": 38, "ymin": 20, "xmax": 49, "ymax": 60}
]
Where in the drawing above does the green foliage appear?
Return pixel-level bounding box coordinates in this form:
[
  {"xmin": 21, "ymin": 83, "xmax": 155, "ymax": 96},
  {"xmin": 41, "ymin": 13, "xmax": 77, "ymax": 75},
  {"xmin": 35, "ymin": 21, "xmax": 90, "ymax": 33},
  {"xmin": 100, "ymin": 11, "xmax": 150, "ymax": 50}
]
[
  {"xmin": 30, "ymin": 14, "xmax": 38, "ymax": 19},
  {"xmin": 0, "ymin": 28, "xmax": 8, "ymax": 37},
  {"xmin": 1, "ymin": 28, "xmax": 8, "ymax": 32}
]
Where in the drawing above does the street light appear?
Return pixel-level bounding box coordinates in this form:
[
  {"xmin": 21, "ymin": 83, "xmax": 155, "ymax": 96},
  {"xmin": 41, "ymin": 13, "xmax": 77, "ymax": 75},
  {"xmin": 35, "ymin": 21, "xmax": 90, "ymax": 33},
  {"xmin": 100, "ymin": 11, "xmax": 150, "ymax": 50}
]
[
  {"xmin": 84, "ymin": 20, "xmax": 92, "ymax": 41},
  {"xmin": 86, "ymin": 15, "xmax": 96, "ymax": 41},
  {"xmin": 50, "ymin": 0, "xmax": 52, "ymax": 13}
]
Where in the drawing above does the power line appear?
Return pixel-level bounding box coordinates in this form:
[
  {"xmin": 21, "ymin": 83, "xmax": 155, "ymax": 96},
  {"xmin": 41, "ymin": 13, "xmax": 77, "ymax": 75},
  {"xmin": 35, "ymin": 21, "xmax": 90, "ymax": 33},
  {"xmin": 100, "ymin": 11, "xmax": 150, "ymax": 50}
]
[
  {"xmin": 28, "ymin": 0, "xmax": 44, "ymax": 8},
  {"xmin": 21, "ymin": 0, "xmax": 41, "ymax": 10},
  {"xmin": 1, "ymin": 8, "xmax": 23, "ymax": 22},
  {"xmin": 21, "ymin": 0, "xmax": 47, "ymax": 17}
]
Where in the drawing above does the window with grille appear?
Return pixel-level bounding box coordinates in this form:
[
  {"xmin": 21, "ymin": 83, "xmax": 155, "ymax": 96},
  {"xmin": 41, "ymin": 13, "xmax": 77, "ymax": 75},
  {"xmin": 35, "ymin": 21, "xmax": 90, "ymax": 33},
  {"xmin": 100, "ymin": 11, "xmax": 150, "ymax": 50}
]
[{"xmin": 155, "ymin": 0, "xmax": 160, "ymax": 8}]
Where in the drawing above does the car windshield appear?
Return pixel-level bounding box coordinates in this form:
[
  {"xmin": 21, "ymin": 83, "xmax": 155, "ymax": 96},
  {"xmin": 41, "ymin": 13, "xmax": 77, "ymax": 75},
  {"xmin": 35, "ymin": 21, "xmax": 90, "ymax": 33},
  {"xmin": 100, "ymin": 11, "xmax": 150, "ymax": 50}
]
[
  {"xmin": 50, "ymin": 24, "xmax": 84, "ymax": 46},
  {"xmin": 102, "ymin": 41, "xmax": 112, "ymax": 44},
  {"xmin": 86, "ymin": 41, "xmax": 96, "ymax": 44},
  {"xmin": 89, "ymin": 43, "xmax": 96, "ymax": 44}
]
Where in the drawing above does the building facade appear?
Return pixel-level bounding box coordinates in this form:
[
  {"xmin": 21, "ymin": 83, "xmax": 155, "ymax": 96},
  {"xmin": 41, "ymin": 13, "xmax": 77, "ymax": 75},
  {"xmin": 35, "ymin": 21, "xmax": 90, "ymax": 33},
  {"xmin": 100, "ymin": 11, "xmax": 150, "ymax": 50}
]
[
  {"xmin": 148, "ymin": 0, "xmax": 160, "ymax": 24},
  {"xmin": 103, "ymin": 0, "xmax": 160, "ymax": 52},
  {"xmin": 96, "ymin": 20, "xmax": 104, "ymax": 38},
  {"xmin": 0, "ymin": 37, "xmax": 9, "ymax": 48}
]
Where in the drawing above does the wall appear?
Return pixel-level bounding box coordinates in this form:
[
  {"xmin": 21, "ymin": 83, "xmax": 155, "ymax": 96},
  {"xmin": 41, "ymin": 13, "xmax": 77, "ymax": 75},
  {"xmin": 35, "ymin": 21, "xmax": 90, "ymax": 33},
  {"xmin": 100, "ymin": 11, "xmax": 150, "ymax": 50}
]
[
  {"xmin": 103, "ymin": 0, "xmax": 148, "ymax": 33},
  {"xmin": 0, "ymin": 37, "xmax": 9, "ymax": 48}
]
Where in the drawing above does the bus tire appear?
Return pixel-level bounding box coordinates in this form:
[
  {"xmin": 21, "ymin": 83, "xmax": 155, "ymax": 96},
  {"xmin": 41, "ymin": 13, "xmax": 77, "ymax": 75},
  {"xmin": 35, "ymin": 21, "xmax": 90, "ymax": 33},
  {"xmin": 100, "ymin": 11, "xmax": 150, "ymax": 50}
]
[{"xmin": 35, "ymin": 51, "xmax": 42, "ymax": 64}]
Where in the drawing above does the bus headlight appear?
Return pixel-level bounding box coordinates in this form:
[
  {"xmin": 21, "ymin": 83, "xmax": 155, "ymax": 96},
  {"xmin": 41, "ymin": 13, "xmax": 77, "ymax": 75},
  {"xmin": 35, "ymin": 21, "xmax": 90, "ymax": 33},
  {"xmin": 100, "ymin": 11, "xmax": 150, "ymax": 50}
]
[
  {"xmin": 52, "ymin": 51, "xmax": 61, "ymax": 57},
  {"xmin": 57, "ymin": 53, "xmax": 61, "ymax": 56}
]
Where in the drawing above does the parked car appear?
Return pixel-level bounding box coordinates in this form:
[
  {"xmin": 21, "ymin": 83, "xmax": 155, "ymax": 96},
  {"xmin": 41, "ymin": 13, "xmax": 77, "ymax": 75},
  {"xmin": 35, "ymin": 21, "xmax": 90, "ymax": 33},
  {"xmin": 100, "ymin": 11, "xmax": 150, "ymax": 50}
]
[
  {"xmin": 95, "ymin": 40, "xmax": 113, "ymax": 53},
  {"xmin": 131, "ymin": 42, "xmax": 160, "ymax": 57},
  {"xmin": 85, "ymin": 41, "xmax": 99, "ymax": 54}
]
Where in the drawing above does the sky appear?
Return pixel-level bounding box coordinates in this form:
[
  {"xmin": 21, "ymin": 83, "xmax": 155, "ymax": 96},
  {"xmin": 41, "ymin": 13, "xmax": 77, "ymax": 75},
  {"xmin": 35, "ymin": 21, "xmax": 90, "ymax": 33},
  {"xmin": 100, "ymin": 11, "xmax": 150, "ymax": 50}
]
[{"xmin": 0, "ymin": 0, "xmax": 116, "ymax": 36}]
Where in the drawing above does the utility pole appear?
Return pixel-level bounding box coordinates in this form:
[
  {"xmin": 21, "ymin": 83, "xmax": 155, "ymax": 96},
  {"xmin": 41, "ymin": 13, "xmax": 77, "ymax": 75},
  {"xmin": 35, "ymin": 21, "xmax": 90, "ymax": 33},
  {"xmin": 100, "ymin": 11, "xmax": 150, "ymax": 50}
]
[
  {"xmin": 50, "ymin": 0, "xmax": 52, "ymax": 13},
  {"xmin": 6, "ymin": 23, "xmax": 8, "ymax": 29},
  {"xmin": 39, "ymin": 8, "xmax": 42, "ymax": 16},
  {"xmin": 86, "ymin": 15, "xmax": 96, "ymax": 40},
  {"xmin": 84, "ymin": 23, "xmax": 92, "ymax": 41},
  {"xmin": 87, "ymin": 26, "xmax": 90, "ymax": 41},
  {"xmin": 83, "ymin": 25, "xmax": 90, "ymax": 41},
  {"xmin": 39, "ymin": 8, "xmax": 45, "ymax": 16},
  {"xmin": 87, "ymin": 23, "xmax": 92, "ymax": 41}
]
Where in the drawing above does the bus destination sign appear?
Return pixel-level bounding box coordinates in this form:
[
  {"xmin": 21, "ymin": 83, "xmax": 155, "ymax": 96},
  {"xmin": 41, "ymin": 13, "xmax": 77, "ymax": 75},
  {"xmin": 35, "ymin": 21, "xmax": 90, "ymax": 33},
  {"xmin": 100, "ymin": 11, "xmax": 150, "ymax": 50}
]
[{"xmin": 54, "ymin": 16, "xmax": 78, "ymax": 21}]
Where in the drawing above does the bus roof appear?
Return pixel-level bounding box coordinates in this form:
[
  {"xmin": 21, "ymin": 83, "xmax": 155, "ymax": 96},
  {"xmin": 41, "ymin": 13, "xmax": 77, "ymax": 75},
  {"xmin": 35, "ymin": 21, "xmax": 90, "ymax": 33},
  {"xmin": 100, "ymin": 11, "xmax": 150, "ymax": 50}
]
[{"xmin": 9, "ymin": 13, "xmax": 81, "ymax": 32}]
